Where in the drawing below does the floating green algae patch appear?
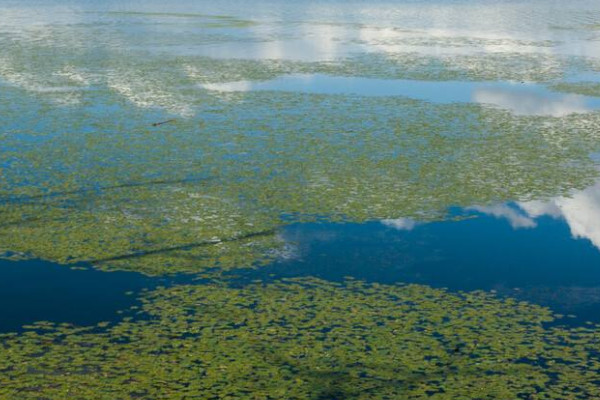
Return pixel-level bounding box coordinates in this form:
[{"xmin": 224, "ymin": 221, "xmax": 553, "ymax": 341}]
[
  {"xmin": 332, "ymin": 52, "xmax": 576, "ymax": 83},
  {"xmin": 3, "ymin": 8, "xmax": 600, "ymax": 275},
  {"xmin": 2, "ymin": 88, "xmax": 600, "ymax": 274},
  {"xmin": 0, "ymin": 186, "xmax": 284, "ymax": 275},
  {"xmin": 0, "ymin": 14, "xmax": 597, "ymax": 100},
  {"xmin": 550, "ymin": 82, "xmax": 600, "ymax": 97},
  {"xmin": 0, "ymin": 48, "xmax": 589, "ymax": 95},
  {"xmin": 90, "ymin": 11, "xmax": 258, "ymax": 28},
  {"xmin": 348, "ymin": 32, "xmax": 557, "ymax": 49},
  {"xmin": 182, "ymin": 52, "xmax": 581, "ymax": 84},
  {"xmin": 0, "ymin": 278, "xmax": 599, "ymax": 399}
]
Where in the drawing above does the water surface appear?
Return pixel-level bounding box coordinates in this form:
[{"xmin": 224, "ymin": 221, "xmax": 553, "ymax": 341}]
[
  {"xmin": 2, "ymin": 0, "xmax": 600, "ymax": 398},
  {"xmin": 0, "ymin": 259, "xmax": 155, "ymax": 332}
]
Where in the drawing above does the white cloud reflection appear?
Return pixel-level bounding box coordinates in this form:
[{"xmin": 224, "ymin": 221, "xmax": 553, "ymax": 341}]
[
  {"xmin": 473, "ymin": 181, "xmax": 600, "ymax": 250},
  {"xmin": 472, "ymin": 87, "xmax": 591, "ymax": 117},
  {"xmin": 467, "ymin": 204, "xmax": 537, "ymax": 229},
  {"xmin": 381, "ymin": 218, "xmax": 419, "ymax": 231}
]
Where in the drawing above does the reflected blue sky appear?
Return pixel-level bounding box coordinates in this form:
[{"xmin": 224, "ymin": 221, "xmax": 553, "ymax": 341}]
[
  {"xmin": 220, "ymin": 175, "xmax": 600, "ymax": 324},
  {"xmin": 3, "ymin": 198, "xmax": 600, "ymax": 331},
  {"xmin": 239, "ymin": 209, "xmax": 600, "ymax": 325},
  {"xmin": 2, "ymin": 0, "xmax": 600, "ymax": 331},
  {"xmin": 383, "ymin": 174, "xmax": 600, "ymax": 253},
  {"xmin": 201, "ymin": 74, "xmax": 600, "ymax": 116},
  {"xmin": 472, "ymin": 180, "xmax": 600, "ymax": 250}
]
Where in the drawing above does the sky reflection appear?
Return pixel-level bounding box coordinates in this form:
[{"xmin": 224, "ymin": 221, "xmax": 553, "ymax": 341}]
[
  {"xmin": 472, "ymin": 87, "xmax": 592, "ymax": 116},
  {"xmin": 200, "ymin": 74, "xmax": 600, "ymax": 116},
  {"xmin": 2, "ymin": 0, "xmax": 600, "ymax": 115},
  {"xmin": 469, "ymin": 180, "xmax": 600, "ymax": 250}
]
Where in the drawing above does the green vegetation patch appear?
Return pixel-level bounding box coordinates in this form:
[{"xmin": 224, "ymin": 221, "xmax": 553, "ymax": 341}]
[
  {"xmin": 94, "ymin": 11, "xmax": 258, "ymax": 28},
  {"xmin": 550, "ymin": 82, "xmax": 600, "ymax": 97},
  {"xmin": 2, "ymin": 88, "xmax": 600, "ymax": 274},
  {"xmin": 2, "ymin": 10, "xmax": 600, "ymax": 275},
  {"xmin": 0, "ymin": 278, "xmax": 599, "ymax": 399}
]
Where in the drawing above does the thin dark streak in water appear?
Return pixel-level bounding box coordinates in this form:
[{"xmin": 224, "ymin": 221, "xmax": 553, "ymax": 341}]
[{"xmin": 90, "ymin": 228, "xmax": 277, "ymax": 264}]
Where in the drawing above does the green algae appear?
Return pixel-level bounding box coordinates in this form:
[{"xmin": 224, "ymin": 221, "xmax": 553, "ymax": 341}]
[
  {"xmin": 348, "ymin": 32, "xmax": 557, "ymax": 49},
  {"xmin": 2, "ymin": 86, "xmax": 600, "ymax": 274},
  {"xmin": 2, "ymin": 7, "xmax": 600, "ymax": 399},
  {"xmin": 5, "ymin": 2, "xmax": 600, "ymax": 106},
  {"xmin": 91, "ymin": 11, "xmax": 258, "ymax": 28},
  {"xmin": 0, "ymin": 15, "xmax": 597, "ymax": 105},
  {"xmin": 188, "ymin": 52, "xmax": 575, "ymax": 84},
  {"xmin": 0, "ymin": 278, "xmax": 599, "ymax": 399},
  {"xmin": 550, "ymin": 82, "xmax": 600, "ymax": 98}
]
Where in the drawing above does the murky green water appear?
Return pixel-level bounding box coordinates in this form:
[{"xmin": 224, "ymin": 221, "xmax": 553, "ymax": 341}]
[{"xmin": 1, "ymin": 0, "xmax": 600, "ymax": 398}]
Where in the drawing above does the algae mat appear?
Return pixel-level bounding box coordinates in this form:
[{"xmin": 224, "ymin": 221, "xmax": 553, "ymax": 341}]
[
  {"xmin": 3, "ymin": 92, "xmax": 600, "ymax": 275},
  {"xmin": 1, "ymin": 278, "xmax": 600, "ymax": 399},
  {"xmin": 2, "ymin": 0, "xmax": 600, "ymax": 398}
]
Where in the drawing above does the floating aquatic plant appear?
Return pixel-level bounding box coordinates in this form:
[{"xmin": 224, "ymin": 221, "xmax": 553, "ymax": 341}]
[
  {"xmin": 0, "ymin": 278, "xmax": 599, "ymax": 399},
  {"xmin": 550, "ymin": 82, "xmax": 600, "ymax": 98},
  {"xmin": 1, "ymin": 7, "xmax": 600, "ymax": 399},
  {"xmin": 2, "ymin": 88, "xmax": 600, "ymax": 274}
]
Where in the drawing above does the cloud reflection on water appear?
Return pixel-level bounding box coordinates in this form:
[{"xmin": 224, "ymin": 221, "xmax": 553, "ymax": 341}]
[
  {"xmin": 472, "ymin": 87, "xmax": 591, "ymax": 117},
  {"xmin": 199, "ymin": 74, "xmax": 600, "ymax": 117},
  {"xmin": 473, "ymin": 181, "xmax": 600, "ymax": 250},
  {"xmin": 381, "ymin": 218, "xmax": 419, "ymax": 231}
]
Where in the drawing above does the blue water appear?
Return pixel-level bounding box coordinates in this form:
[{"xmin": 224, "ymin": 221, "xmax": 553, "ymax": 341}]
[
  {"xmin": 3, "ymin": 0, "xmax": 600, "ymax": 327},
  {"xmin": 202, "ymin": 75, "xmax": 600, "ymax": 117},
  {"xmin": 3, "ymin": 2, "xmax": 600, "ymax": 397},
  {"xmin": 3, "ymin": 202, "xmax": 600, "ymax": 333},
  {"xmin": 230, "ymin": 205, "xmax": 600, "ymax": 325},
  {"xmin": 0, "ymin": 259, "xmax": 157, "ymax": 332}
]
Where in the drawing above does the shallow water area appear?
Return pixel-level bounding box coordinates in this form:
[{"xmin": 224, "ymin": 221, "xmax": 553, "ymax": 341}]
[
  {"xmin": 201, "ymin": 74, "xmax": 600, "ymax": 116},
  {"xmin": 2, "ymin": 0, "xmax": 600, "ymax": 398}
]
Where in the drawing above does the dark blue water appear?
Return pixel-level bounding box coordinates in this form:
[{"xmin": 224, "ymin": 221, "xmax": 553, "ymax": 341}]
[
  {"xmin": 3, "ymin": 203, "xmax": 600, "ymax": 331},
  {"xmin": 0, "ymin": 259, "xmax": 157, "ymax": 332},
  {"xmin": 232, "ymin": 208, "xmax": 600, "ymax": 324},
  {"xmin": 3, "ymin": 0, "xmax": 600, "ymax": 336}
]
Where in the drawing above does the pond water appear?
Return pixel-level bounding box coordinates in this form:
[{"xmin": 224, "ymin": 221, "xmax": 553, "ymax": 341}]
[
  {"xmin": 2, "ymin": 0, "xmax": 600, "ymax": 398},
  {"xmin": 0, "ymin": 259, "xmax": 158, "ymax": 332},
  {"xmin": 242, "ymin": 200, "xmax": 600, "ymax": 326},
  {"xmin": 202, "ymin": 74, "xmax": 600, "ymax": 116}
]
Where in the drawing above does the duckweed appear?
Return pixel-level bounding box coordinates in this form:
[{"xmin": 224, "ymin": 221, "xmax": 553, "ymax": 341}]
[
  {"xmin": 0, "ymin": 278, "xmax": 599, "ymax": 399},
  {"xmin": 550, "ymin": 82, "xmax": 600, "ymax": 98},
  {"xmin": 2, "ymin": 6, "xmax": 600, "ymax": 399},
  {"xmin": 2, "ymin": 90, "xmax": 600, "ymax": 274}
]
